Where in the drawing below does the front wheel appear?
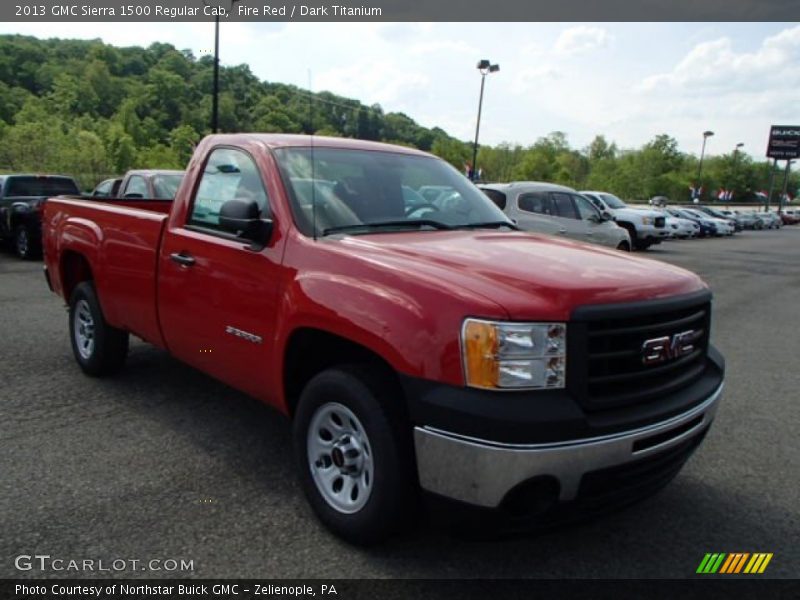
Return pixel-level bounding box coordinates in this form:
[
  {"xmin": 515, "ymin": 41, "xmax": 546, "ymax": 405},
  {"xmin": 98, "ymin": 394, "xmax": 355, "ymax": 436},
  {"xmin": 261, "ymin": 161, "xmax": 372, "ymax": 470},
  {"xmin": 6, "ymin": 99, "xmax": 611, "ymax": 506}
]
[
  {"xmin": 616, "ymin": 240, "xmax": 631, "ymax": 251},
  {"xmin": 293, "ymin": 366, "xmax": 416, "ymax": 545},
  {"xmin": 69, "ymin": 281, "xmax": 129, "ymax": 376}
]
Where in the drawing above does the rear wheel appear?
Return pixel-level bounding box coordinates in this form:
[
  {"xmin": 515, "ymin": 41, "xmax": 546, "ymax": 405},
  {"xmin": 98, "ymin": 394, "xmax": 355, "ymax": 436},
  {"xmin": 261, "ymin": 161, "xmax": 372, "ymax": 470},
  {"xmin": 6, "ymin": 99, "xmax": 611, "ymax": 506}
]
[
  {"xmin": 616, "ymin": 240, "xmax": 631, "ymax": 251},
  {"xmin": 293, "ymin": 365, "xmax": 416, "ymax": 545},
  {"xmin": 14, "ymin": 224, "xmax": 38, "ymax": 260},
  {"xmin": 69, "ymin": 281, "xmax": 129, "ymax": 376}
]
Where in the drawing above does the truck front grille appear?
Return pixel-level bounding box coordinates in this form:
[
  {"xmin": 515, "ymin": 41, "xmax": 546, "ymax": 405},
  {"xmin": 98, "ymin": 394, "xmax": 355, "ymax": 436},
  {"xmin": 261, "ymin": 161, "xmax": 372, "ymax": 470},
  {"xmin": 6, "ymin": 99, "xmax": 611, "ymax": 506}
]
[
  {"xmin": 655, "ymin": 216, "xmax": 666, "ymax": 228},
  {"xmin": 568, "ymin": 291, "xmax": 712, "ymax": 410}
]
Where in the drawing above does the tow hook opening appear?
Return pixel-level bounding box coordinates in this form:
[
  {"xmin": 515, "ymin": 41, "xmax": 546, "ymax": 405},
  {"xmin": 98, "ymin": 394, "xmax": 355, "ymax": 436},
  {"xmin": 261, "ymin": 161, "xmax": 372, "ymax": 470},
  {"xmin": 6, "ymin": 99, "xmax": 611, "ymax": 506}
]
[{"xmin": 499, "ymin": 476, "xmax": 560, "ymax": 517}]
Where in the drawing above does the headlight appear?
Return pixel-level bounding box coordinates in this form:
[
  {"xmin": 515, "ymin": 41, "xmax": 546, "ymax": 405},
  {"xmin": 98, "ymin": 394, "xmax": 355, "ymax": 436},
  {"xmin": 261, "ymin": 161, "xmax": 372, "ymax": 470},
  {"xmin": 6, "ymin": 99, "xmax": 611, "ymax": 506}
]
[
  {"xmin": 461, "ymin": 319, "xmax": 567, "ymax": 390},
  {"xmin": 641, "ymin": 217, "xmax": 654, "ymax": 225}
]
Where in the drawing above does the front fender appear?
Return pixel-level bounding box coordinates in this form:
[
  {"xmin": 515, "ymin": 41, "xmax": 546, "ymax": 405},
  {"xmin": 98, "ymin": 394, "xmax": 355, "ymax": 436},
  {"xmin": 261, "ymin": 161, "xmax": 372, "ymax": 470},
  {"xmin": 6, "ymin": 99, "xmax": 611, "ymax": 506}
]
[{"xmin": 275, "ymin": 270, "xmax": 437, "ymax": 381}]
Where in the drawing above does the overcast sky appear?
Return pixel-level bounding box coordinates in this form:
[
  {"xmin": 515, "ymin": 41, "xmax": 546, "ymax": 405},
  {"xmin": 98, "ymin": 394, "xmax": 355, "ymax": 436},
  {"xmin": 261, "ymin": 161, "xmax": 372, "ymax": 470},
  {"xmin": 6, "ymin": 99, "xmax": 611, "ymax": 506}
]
[{"xmin": 1, "ymin": 21, "xmax": 798, "ymax": 161}]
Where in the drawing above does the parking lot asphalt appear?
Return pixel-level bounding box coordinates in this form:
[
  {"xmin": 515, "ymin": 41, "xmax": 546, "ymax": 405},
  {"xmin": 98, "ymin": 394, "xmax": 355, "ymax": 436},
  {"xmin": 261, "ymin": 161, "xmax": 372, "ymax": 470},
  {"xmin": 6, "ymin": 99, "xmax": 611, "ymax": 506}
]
[{"xmin": 1, "ymin": 229, "xmax": 799, "ymax": 580}]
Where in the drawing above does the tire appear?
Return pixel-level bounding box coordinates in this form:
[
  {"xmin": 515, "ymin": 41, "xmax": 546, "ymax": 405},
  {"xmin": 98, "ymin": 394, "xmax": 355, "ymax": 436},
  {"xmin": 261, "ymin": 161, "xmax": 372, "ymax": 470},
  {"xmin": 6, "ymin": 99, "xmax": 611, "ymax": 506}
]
[
  {"xmin": 619, "ymin": 223, "xmax": 641, "ymax": 250},
  {"xmin": 633, "ymin": 239, "xmax": 652, "ymax": 251},
  {"xmin": 14, "ymin": 224, "xmax": 39, "ymax": 260},
  {"xmin": 68, "ymin": 281, "xmax": 129, "ymax": 376},
  {"xmin": 293, "ymin": 365, "xmax": 416, "ymax": 545},
  {"xmin": 616, "ymin": 240, "xmax": 631, "ymax": 251}
]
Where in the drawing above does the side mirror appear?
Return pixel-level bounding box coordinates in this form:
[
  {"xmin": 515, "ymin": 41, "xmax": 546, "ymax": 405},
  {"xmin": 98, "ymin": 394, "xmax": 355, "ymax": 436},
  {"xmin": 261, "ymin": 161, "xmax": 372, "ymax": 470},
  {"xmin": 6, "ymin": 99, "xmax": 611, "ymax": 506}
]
[
  {"xmin": 600, "ymin": 211, "xmax": 613, "ymax": 221},
  {"xmin": 587, "ymin": 213, "xmax": 601, "ymax": 223},
  {"xmin": 219, "ymin": 199, "xmax": 273, "ymax": 250}
]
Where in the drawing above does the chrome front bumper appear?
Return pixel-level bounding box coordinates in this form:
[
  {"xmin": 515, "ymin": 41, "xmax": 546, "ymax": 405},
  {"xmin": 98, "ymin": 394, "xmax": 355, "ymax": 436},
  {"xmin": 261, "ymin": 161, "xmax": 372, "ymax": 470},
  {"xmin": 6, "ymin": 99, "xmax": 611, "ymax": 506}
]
[{"xmin": 414, "ymin": 383, "xmax": 723, "ymax": 508}]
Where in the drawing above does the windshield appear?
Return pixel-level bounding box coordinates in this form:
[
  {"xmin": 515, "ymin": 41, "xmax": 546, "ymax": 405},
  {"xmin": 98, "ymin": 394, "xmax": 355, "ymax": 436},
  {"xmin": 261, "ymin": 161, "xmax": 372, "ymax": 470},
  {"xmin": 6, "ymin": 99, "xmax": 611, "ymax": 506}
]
[
  {"xmin": 6, "ymin": 176, "xmax": 79, "ymax": 197},
  {"xmin": 274, "ymin": 147, "xmax": 511, "ymax": 236},
  {"xmin": 598, "ymin": 192, "xmax": 627, "ymax": 209},
  {"xmin": 152, "ymin": 173, "xmax": 184, "ymax": 199}
]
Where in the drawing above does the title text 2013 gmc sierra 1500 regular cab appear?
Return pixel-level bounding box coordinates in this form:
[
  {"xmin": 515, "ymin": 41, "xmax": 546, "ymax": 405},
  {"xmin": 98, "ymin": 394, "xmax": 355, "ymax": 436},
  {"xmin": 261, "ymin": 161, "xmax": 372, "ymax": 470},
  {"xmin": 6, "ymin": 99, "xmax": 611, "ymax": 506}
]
[{"xmin": 43, "ymin": 134, "xmax": 725, "ymax": 544}]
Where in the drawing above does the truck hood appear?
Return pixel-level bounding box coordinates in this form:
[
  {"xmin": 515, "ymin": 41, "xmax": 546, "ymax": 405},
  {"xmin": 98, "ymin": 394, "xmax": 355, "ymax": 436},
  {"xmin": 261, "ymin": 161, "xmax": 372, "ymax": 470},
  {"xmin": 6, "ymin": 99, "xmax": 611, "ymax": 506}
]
[
  {"xmin": 613, "ymin": 206, "xmax": 664, "ymax": 220},
  {"xmin": 337, "ymin": 231, "xmax": 706, "ymax": 320}
]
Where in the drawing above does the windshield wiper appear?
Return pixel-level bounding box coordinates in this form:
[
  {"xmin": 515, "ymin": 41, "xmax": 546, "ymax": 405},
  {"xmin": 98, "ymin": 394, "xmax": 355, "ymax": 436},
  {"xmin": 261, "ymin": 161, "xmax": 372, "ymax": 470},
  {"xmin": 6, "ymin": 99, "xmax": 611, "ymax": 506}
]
[
  {"xmin": 455, "ymin": 220, "xmax": 518, "ymax": 230},
  {"xmin": 323, "ymin": 220, "xmax": 454, "ymax": 236}
]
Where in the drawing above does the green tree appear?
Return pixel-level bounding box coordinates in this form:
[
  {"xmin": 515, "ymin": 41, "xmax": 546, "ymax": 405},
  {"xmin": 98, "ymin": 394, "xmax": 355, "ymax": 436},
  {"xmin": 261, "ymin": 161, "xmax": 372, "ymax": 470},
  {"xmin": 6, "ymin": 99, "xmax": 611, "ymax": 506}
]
[
  {"xmin": 168, "ymin": 124, "xmax": 199, "ymax": 165},
  {"xmin": 105, "ymin": 124, "xmax": 137, "ymax": 173}
]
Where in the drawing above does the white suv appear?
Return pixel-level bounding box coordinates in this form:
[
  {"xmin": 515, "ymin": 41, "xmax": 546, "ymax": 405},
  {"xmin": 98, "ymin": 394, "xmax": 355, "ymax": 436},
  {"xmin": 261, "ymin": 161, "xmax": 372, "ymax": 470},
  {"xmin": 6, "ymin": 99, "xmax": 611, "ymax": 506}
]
[{"xmin": 580, "ymin": 191, "xmax": 670, "ymax": 250}]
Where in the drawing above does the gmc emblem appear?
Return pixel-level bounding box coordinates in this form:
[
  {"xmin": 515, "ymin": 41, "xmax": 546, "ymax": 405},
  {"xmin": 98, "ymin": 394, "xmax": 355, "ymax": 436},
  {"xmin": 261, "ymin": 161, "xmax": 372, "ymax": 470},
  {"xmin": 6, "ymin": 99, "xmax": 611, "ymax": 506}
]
[{"xmin": 641, "ymin": 330, "xmax": 696, "ymax": 365}]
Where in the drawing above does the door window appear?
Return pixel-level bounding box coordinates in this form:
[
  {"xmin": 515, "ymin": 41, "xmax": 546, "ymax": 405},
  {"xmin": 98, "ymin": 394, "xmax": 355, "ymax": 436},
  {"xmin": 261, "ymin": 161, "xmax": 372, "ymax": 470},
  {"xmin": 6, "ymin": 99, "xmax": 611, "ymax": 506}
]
[
  {"xmin": 94, "ymin": 180, "xmax": 112, "ymax": 197},
  {"xmin": 574, "ymin": 194, "xmax": 601, "ymax": 220},
  {"xmin": 189, "ymin": 148, "xmax": 269, "ymax": 230},
  {"xmin": 587, "ymin": 196, "xmax": 604, "ymax": 211},
  {"xmin": 551, "ymin": 193, "xmax": 579, "ymax": 219},
  {"xmin": 518, "ymin": 192, "xmax": 554, "ymax": 215},
  {"xmin": 125, "ymin": 176, "xmax": 148, "ymax": 198}
]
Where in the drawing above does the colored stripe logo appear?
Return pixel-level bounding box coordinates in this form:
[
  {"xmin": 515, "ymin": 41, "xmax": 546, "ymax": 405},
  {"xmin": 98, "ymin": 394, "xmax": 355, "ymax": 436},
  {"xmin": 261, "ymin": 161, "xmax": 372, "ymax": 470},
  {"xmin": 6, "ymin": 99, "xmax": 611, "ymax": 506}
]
[{"xmin": 697, "ymin": 553, "xmax": 773, "ymax": 574}]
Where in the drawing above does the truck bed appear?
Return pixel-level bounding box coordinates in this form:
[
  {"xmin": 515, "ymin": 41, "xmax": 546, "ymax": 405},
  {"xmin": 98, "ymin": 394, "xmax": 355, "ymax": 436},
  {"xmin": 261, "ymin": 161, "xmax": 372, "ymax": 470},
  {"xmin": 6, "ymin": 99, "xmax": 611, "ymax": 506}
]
[{"xmin": 43, "ymin": 196, "xmax": 170, "ymax": 347}]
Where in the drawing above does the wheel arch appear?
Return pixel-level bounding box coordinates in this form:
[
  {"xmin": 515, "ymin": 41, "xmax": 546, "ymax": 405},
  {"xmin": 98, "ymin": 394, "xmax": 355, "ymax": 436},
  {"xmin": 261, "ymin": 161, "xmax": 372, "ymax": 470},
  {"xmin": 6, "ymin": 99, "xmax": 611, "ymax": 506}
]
[
  {"xmin": 60, "ymin": 251, "xmax": 94, "ymax": 301},
  {"xmin": 282, "ymin": 327, "xmax": 403, "ymax": 418}
]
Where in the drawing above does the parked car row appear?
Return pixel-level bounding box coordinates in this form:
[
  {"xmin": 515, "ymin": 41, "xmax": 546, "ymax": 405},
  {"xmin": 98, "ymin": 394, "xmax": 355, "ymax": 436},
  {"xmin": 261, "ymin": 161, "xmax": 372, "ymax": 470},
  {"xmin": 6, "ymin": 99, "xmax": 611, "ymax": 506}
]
[
  {"xmin": 662, "ymin": 207, "xmax": 735, "ymax": 237},
  {"xmin": 478, "ymin": 180, "xmax": 800, "ymax": 251},
  {"xmin": 476, "ymin": 183, "xmax": 753, "ymax": 251},
  {"xmin": 669, "ymin": 206, "xmax": 795, "ymax": 234},
  {"xmin": 4, "ymin": 163, "xmax": 793, "ymax": 262},
  {"xmin": 0, "ymin": 170, "xmax": 184, "ymax": 259}
]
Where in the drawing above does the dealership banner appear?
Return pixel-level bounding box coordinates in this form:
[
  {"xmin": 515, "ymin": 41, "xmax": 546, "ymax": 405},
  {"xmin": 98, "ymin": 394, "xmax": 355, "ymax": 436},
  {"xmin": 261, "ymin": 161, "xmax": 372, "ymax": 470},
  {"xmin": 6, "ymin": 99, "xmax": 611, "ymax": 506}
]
[
  {"xmin": 4, "ymin": 0, "xmax": 800, "ymax": 22},
  {"xmin": 3, "ymin": 579, "xmax": 799, "ymax": 599},
  {"xmin": 766, "ymin": 126, "xmax": 800, "ymax": 161}
]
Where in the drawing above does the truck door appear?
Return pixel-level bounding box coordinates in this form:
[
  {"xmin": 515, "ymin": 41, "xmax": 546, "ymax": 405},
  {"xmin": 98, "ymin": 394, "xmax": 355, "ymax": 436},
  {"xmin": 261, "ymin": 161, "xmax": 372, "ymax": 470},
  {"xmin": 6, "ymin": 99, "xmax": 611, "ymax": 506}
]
[{"xmin": 157, "ymin": 147, "xmax": 284, "ymax": 404}]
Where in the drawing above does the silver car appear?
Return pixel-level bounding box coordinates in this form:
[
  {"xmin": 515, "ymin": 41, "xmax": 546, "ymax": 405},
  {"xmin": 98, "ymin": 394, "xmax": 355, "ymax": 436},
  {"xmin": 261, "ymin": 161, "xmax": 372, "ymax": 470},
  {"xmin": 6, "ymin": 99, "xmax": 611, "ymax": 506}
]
[
  {"xmin": 756, "ymin": 212, "xmax": 783, "ymax": 229},
  {"xmin": 480, "ymin": 182, "xmax": 632, "ymax": 251}
]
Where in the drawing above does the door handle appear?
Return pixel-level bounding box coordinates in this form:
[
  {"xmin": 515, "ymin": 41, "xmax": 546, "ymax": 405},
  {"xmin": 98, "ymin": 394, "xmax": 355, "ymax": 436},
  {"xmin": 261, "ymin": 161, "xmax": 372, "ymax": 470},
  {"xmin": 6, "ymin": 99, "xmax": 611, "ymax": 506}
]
[
  {"xmin": 170, "ymin": 252, "xmax": 196, "ymax": 267},
  {"xmin": 558, "ymin": 228, "xmax": 567, "ymax": 234}
]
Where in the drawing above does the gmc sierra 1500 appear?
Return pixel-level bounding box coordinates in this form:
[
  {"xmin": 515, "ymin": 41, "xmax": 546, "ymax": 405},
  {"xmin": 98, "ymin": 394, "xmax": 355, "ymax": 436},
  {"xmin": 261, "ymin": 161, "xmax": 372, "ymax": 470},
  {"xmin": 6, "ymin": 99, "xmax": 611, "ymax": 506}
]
[{"xmin": 43, "ymin": 134, "xmax": 724, "ymax": 543}]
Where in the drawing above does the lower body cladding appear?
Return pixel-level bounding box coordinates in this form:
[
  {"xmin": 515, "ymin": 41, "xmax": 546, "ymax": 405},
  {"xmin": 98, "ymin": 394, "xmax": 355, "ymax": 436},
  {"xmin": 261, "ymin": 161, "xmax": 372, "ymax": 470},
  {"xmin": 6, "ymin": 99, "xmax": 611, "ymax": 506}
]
[{"xmin": 414, "ymin": 384, "xmax": 722, "ymax": 517}]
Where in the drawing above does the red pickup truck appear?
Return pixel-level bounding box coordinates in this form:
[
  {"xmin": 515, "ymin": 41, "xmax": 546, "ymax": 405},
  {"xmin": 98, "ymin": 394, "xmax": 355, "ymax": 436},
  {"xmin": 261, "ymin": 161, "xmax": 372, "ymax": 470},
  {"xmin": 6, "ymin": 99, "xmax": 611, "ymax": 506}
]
[{"xmin": 43, "ymin": 134, "xmax": 725, "ymax": 543}]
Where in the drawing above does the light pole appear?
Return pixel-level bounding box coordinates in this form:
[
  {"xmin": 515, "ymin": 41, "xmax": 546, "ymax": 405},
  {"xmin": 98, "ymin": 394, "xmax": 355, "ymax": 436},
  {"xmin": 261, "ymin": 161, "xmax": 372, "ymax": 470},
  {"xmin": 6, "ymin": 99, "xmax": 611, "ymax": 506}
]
[
  {"xmin": 730, "ymin": 142, "xmax": 744, "ymax": 201},
  {"xmin": 779, "ymin": 159, "xmax": 795, "ymax": 214},
  {"xmin": 471, "ymin": 59, "xmax": 499, "ymax": 182},
  {"xmin": 212, "ymin": 14, "xmax": 219, "ymax": 133},
  {"xmin": 696, "ymin": 130, "xmax": 714, "ymax": 200},
  {"xmin": 203, "ymin": 1, "xmax": 241, "ymax": 133},
  {"xmin": 201, "ymin": 1, "xmax": 221, "ymax": 133}
]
